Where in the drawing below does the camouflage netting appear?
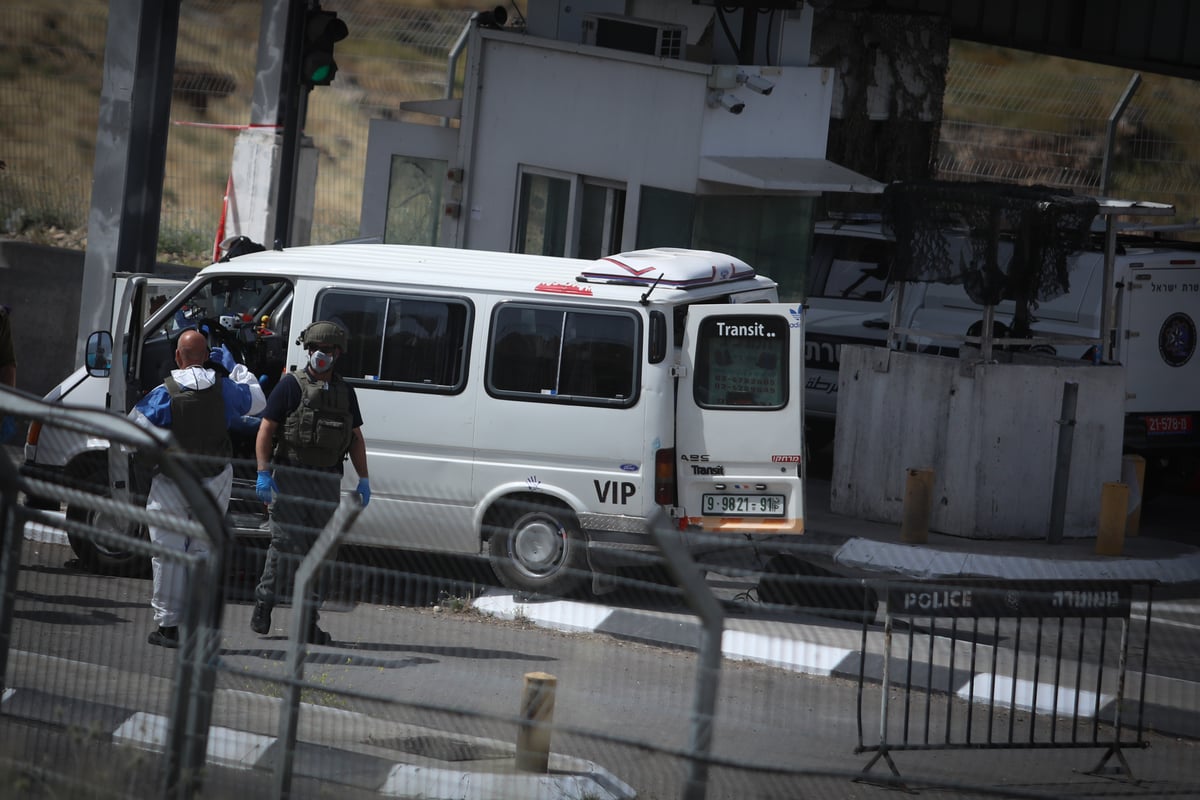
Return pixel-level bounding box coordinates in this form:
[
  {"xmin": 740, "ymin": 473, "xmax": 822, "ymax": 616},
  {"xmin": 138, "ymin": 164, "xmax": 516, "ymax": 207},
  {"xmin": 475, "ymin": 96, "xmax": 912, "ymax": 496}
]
[{"xmin": 882, "ymin": 181, "xmax": 1099, "ymax": 336}]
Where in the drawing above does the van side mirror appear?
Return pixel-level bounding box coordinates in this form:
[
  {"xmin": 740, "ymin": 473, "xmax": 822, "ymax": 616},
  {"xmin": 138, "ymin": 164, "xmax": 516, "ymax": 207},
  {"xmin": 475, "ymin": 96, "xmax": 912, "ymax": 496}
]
[{"xmin": 85, "ymin": 331, "xmax": 113, "ymax": 378}]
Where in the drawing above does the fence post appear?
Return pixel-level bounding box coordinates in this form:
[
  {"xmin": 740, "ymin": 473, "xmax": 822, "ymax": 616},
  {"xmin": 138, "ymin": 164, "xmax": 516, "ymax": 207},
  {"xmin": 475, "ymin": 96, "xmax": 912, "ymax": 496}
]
[
  {"xmin": 0, "ymin": 449, "xmax": 25, "ymax": 698},
  {"xmin": 516, "ymin": 672, "xmax": 557, "ymax": 772},
  {"xmin": 900, "ymin": 468, "xmax": 933, "ymax": 544},
  {"xmin": 156, "ymin": 454, "xmax": 232, "ymax": 800},
  {"xmin": 274, "ymin": 494, "xmax": 362, "ymax": 800},
  {"xmin": 1121, "ymin": 454, "xmax": 1146, "ymax": 537},
  {"xmin": 1096, "ymin": 482, "xmax": 1129, "ymax": 556},
  {"xmin": 648, "ymin": 510, "xmax": 724, "ymax": 800},
  {"xmin": 1047, "ymin": 381, "xmax": 1079, "ymax": 544}
]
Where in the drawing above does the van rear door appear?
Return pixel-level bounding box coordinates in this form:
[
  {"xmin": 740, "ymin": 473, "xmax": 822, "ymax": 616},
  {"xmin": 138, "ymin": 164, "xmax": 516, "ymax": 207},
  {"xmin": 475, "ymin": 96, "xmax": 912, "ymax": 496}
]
[{"xmin": 676, "ymin": 304, "xmax": 805, "ymax": 535}]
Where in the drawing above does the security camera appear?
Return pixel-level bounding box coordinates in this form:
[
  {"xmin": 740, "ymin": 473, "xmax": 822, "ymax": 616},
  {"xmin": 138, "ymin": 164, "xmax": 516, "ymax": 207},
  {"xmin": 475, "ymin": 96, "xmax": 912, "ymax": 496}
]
[
  {"xmin": 720, "ymin": 93, "xmax": 745, "ymax": 114},
  {"xmin": 737, "ymin": 72, "xmax": 775, "ymax": 96},
  {"xmin": 708, "ymin": 90, "xmax": 745, "ymax": 115}
]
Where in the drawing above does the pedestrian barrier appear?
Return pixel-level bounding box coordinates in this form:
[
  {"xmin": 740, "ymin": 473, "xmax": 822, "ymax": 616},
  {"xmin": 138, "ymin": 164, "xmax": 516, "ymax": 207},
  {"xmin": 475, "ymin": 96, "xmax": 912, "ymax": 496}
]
[
  {"xmin": 855, "ymin": 577, "xmax": 1153, "ymax": 786},
  {"xmin": 2, "ymin": 388, "xmax": 1189, "ymax": 800}
]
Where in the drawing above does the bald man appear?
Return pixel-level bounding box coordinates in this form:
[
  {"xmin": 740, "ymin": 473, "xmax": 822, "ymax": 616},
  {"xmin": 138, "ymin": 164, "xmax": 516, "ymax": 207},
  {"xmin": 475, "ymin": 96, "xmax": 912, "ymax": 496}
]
[{"xmin": 131, "ymin": 328, "xmax": 266, "ymax": 648}]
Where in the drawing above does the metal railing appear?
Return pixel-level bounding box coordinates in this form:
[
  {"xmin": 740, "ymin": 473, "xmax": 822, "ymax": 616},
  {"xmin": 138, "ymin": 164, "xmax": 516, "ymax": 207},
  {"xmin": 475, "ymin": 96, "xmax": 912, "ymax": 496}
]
[
  {"xmin": 855, "ymin": 578, "xmax": 1152, "ymax": 787},
  {"xmin": 1, "ymin": 387, "xmax": 1185, "ymax": 800}
]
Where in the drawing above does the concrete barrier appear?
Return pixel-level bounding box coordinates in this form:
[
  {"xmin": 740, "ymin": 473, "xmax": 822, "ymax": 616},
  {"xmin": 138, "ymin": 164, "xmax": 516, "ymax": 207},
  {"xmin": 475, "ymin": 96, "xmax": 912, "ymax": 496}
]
[{"xmin": 831, "ymin": 345, "xmax": 1125, "ymax": 539}]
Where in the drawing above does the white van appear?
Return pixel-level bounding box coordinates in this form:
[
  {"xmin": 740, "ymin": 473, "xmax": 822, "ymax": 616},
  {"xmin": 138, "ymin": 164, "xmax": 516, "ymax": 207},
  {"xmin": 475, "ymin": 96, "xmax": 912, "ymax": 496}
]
[{"xmin": 31, "ymin": 244, "xmax": 806, "ymax": 595}]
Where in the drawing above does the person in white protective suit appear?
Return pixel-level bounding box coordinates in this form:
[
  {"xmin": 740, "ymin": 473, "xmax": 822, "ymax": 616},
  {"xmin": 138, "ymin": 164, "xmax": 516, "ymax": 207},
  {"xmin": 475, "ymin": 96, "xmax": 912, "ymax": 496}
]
[{"xmin": 130, "ymin": 328, "xmax": 266, "ymax": 648}]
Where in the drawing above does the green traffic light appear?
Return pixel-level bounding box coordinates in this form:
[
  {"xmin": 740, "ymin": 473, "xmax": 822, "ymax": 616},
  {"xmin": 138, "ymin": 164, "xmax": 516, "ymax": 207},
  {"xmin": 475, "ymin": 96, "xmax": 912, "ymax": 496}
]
[{"xmin": 302, "ymin": 8, "xmax": 347, "ymax": 87}]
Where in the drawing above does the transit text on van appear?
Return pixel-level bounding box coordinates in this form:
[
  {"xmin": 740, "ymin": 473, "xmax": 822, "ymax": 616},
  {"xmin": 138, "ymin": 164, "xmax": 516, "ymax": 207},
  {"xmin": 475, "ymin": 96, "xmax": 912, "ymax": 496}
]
[{"xmin": 716, "ymin": 321, "xmax": 771, "ymax": 337}]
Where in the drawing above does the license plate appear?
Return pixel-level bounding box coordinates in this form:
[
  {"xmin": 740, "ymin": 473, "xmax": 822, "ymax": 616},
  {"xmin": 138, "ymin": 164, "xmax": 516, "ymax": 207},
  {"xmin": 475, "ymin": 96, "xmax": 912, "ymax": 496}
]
[
  {"xmin": 1145, "ymin": 414, "xmax": 1194, "ymax": 435},
  {"xmin": 701, "ymin": 493, "xmax": 785, "ymax": 517}
]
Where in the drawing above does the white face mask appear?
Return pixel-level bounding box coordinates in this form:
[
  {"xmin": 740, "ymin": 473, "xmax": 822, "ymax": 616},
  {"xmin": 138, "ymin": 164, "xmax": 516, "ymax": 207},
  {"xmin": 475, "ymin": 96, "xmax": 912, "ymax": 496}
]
[{"xmin": 308, "ymin": 350, "xmax": 336, "ymax": 373}]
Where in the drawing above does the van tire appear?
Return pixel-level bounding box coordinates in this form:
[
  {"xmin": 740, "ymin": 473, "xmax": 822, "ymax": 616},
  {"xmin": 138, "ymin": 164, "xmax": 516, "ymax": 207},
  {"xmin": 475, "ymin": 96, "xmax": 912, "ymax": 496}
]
[
  {"xmin": 488, "ymin": 501, "xmax": 588, "ymax": 597},
  {"xmin": 64, "ymin": 458, "xmax": 151, "ymax": 577}
]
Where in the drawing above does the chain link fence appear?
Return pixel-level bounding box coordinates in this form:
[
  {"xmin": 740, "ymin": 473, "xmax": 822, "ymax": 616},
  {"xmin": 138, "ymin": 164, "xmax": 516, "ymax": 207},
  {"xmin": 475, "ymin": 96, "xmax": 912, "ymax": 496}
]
[
  {"xmin": 5, "ymin": 386, "xmax": 1200, "ymax": 797},
  {"xmin": 4, "ymin": 4, "xmax": 1200, "ymax": 265},
  {"xmin": 938, "ymin": 43, "xmax": 1200, "ymax": 232},
  {"xmin": 0, "ymin": 0, "xmax": 472, "ymax": 262}
]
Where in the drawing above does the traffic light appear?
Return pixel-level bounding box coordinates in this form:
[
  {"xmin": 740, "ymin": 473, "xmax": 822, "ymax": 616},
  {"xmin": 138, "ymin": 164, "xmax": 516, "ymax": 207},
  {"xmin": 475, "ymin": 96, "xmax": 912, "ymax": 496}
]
[{"xmin": 301, "ymin": 8, "xmax": 348, "ymax": 87}]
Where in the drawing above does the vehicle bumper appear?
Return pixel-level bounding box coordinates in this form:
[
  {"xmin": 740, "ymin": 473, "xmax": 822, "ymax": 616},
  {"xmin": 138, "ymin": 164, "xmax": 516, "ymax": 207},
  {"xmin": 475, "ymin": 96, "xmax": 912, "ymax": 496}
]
[{"xmin": 19, "ymin": 460, "xmax": 66, "ymax": 510}]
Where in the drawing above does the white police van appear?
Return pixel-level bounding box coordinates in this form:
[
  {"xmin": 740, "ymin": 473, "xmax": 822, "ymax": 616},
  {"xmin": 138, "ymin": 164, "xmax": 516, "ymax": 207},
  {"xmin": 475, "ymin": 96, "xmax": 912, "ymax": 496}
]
[
  {"xmin": 29, "ymin": 244, "xmax": 806, "ymax": 595},
  {"xmin": 803, "ymin": 217, "xmax": 1200, "ymax": 489}
]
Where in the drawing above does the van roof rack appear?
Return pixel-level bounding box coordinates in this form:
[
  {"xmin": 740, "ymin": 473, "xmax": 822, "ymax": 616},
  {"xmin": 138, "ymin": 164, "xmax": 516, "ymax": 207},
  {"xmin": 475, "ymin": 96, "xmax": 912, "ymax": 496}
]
[{"xmin": 578, "ymin": 248, "xmax": 756, "ymax": 288}]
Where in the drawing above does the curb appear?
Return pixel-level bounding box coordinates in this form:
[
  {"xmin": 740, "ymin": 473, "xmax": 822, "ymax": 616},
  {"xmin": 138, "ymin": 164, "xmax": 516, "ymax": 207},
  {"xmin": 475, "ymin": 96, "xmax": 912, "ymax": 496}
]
[
  {"xmin": 832, "ymin": 537, "xmax": 1200, "ymax": 585},
  {"xmin": 1, "ymin": 679, "xmax": 636, "ymax": 800},
  {"xmin": 473, "ymin": 591, "xmax": 1200, "ymax": 740}
]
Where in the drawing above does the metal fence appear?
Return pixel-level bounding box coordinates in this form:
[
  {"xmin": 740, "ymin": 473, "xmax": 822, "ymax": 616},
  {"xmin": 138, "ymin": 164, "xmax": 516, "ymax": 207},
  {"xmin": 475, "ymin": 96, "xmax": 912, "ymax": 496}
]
[
  {"xmin": 938, "ymin": 45, "xmax": 1200, "ymax": 231},
  {"xmin": 855, "ymin": 578, "xmax": 1152, "ymax": 787},
  {"xmin": 1, "ymin": 387, "xmax": 1194, "ymax": 799},
  {"xmin": 5, "ymin": 2, "xmax": 1200, "ymax": 265},
  {"xmin": 0, "ymin": 0, "xmax": 472, "ymax": 261}
]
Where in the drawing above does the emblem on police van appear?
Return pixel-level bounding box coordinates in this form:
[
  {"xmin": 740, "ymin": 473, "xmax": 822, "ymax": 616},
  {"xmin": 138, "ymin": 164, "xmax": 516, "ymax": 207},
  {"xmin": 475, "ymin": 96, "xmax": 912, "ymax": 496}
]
[{"xmin": 1159, "ymin": 312, "xmax": 1196, "ymax": 367}]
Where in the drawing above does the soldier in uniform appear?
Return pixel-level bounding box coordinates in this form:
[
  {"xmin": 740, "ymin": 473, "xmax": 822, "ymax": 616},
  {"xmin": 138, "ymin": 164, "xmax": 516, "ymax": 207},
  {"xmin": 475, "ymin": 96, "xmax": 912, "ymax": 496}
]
[{"xmin": 252, "ymin": 320, "xmax": 370, "ymax": 645}]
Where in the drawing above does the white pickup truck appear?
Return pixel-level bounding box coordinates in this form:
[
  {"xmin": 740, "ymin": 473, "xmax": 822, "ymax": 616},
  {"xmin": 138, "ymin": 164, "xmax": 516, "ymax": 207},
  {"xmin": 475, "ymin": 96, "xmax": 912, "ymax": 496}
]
[{"xmin": 804, "ymin": 218, "xmax": 1200, "ymax": 492}]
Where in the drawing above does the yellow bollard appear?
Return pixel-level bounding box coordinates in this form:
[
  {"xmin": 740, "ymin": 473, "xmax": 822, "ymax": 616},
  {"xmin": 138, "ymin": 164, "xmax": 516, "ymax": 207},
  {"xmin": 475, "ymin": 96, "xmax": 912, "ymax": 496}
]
[
  {"xmin": 515, "ymin": 671, "xmax": 557, "ymax": 773},
  {"xmin": 900, "ymin": 467, "xmax": 934, "ymax": 544},
  {"xmin": 1096, "ymin": 481, "xmax": 1129, "ymax": 556},
  {"xmin": 1122, "ymin": 454, "xmax": 1146, "ymax": 537}
]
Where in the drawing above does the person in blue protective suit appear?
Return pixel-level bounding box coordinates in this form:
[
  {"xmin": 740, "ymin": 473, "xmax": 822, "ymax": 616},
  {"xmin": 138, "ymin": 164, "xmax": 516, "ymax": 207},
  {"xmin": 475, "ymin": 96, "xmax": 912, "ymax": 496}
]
[
  {"xmin": 251, "ymin": 320, "xmax": 369, "ymax": 645},
  {"xmin": 131, "ymin": 328, "xmax": 266, "ymax": 648}
]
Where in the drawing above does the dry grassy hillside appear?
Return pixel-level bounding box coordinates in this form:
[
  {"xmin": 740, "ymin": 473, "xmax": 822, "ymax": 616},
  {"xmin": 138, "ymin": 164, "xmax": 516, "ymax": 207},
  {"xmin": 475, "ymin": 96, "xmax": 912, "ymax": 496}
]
[
  {"xmin": 3, "ymin": 2, "xmax": 1199, "ymax": 265},
  {"xmin": 1, "ymin": 0, "xmax": 491, "ymax": 264}
]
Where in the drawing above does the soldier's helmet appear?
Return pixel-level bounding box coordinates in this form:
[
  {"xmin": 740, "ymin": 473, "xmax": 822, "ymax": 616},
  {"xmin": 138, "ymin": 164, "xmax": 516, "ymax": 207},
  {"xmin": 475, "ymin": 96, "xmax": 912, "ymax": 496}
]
[{"xmin": 299, "ymin": 320, "xmax": 348, "ymax": 352}]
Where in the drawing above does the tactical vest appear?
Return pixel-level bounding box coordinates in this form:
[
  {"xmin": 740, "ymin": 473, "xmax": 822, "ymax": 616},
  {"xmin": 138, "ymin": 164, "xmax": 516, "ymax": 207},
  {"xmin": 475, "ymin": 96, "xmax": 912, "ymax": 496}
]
[
  {"xmin": 164, "ymin": 374, "xmax": 231, "ymax": 478},
  {"xmin": 276, "ymin": 372, "xmax": 354, "ymax": 468}
]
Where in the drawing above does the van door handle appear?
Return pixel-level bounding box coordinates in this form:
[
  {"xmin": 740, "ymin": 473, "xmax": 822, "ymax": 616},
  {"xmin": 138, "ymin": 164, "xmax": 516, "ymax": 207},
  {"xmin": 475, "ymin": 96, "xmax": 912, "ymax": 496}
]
[{"xmin": 862, "ymin": 318, "xmax": 889, "ymax": 329}]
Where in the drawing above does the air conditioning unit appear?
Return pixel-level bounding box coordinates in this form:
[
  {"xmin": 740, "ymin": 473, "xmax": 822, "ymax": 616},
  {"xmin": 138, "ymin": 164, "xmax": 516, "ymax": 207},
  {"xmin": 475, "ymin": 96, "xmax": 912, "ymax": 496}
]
[{"xmin": 581, "ymin": 14, "xmax": 686, "ymax": 60}]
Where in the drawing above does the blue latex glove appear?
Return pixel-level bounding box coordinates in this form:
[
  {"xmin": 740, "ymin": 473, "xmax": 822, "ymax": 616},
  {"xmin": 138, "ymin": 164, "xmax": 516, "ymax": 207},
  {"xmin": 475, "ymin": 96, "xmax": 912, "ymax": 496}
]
[
  {"xmin": 356, "ymin": 477, "xmax": 371, "ymax": 508},
  {"xmin": 256, "ymin": 470, "xmax": 278, "ymax": 504},
  {"xmin": 210, "ymin": 344, "xmax": 237, "ymax": 372},
  {"xmin": 0, "ymin": 416, "xmax": 16, "ymax": 444}
]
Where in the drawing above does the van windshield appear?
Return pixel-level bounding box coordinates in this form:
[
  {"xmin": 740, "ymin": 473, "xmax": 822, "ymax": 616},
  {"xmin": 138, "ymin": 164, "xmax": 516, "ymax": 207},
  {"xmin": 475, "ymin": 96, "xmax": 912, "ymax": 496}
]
[{"xmin": 141, "ymin": 276, "xmax": 293, "ymax": 396}]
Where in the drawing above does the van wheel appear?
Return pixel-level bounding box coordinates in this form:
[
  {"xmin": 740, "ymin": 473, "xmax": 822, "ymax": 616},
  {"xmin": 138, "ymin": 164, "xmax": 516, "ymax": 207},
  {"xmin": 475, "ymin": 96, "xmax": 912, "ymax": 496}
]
[
  {"xmin": 64, "ymin": 459, "xmax": 151, "ymax": 577},
  {"xmin": 488, "ymin": 502, "xmax": 588, "ymax": 597}
]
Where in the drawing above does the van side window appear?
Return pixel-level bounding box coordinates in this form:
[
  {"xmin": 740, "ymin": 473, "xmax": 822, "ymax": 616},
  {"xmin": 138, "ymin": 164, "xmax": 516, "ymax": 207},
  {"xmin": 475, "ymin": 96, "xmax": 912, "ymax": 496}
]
[
  {"xmin": 316, "ymin": 291, "xmax": 471, "ymax": 392},
  {"xmin": 488, "ymin": 304, "xmax": 639, "ymax": 406}
]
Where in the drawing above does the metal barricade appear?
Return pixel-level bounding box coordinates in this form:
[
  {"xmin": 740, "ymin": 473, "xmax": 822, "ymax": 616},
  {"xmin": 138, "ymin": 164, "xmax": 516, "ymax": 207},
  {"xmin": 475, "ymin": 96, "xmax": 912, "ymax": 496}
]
[
  {"xmin": 0, "ymin": 388, "xmax": 232, "ymax": 799},
  {"xmin": 856, "ymin": 578, "xmax": 1152, "ymax": 785}
]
